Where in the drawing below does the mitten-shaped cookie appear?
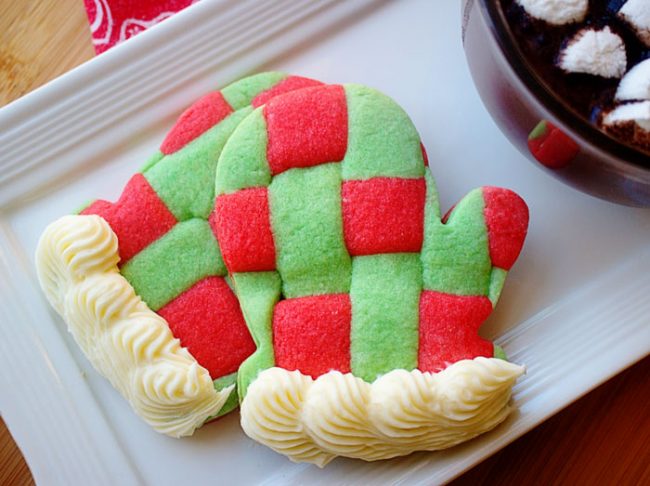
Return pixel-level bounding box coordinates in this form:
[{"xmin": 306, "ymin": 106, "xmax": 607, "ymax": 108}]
[
  {"xmin": 35, "ymin": 73, "xmax": 322, "ymax": 437},
  {"xmin": 213, "ymin": 84, "xmax": 529, "ymax": 465}
]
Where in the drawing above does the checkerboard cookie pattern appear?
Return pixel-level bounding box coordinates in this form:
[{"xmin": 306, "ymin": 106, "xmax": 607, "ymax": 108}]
[
  {"xmin": 213, "ymin": 84, "xmax": 528, "ymax": 465},
  {"xmin": 36, "ymin": 73, "xmax": 323, "ymax": 436}
]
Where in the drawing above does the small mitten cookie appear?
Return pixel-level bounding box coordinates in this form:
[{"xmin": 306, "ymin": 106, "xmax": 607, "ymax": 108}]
[
  {"xmin": 213, "ymin": 84, "xmax": 529, "ymax": 465},
  {"xmin": 35, "ymin": 72, "xmax": 322, "ymax": 437}
]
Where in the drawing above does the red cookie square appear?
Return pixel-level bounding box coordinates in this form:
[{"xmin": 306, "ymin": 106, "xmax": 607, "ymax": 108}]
[
  {"xmin": 418, "ymin": 290, "xmax": 493, "ymax": 372},
  {"xmin": 212, "ymin": 188, "xmax": 276, "ymax": 272},
  {"xmin": 81, "ymin": 173, "xmax": 177, "ymax": 264},
  {"xmin": 264, "ymin": 85, "xmax": 348, "ymax": 175},
  {"xmin": 273, "ymin": 294, "xmax": 351, "ymax": 378},
  {"xmin": 342, "ymin": 177, "xmax": 426, "ymax": 255},
  {"xmin": 160, "ymin": 91, "xmax": 233, "ymax": 155},
  {"xmin": 252, "ymin": 75, "xmax": 323, "ymax": 108},
  {"xmin": 482, "ymin": 187, "xmax": 529, "ymax": 270},
  {"xmin": 158, "ymin": 277, "xmax": 255, "ymax": 379}
]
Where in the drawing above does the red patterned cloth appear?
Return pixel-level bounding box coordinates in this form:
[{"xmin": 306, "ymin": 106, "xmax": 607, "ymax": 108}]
[{"xmin": 83, "ymin": 0, "xmax": 196, "ymax": 54}]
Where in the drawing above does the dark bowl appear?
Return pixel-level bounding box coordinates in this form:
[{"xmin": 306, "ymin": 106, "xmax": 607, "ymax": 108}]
[{"xmin": 462, "ymin": 0, "xmax": 650, "ymax": 207}]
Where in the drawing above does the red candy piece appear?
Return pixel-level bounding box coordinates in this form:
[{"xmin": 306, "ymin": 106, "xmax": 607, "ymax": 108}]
[
  {"xmin": 81, "ymin": 174, "xmax": 177, "ymax": 264},
  {"xmin": 342, "ymin": 177, "xmax": 426, "ymax": 255},
  {"xmin": 418, "ymin": 291, "xmax": 493, "ymax": 372},
  {"xmin": 212, "ymin": 188, "xmax": 276, "ymax": 272},
  {"xmin": 264, "ymin": 85, "xmax": 348, "ymax": 175},
  {"xmin": 252, "ymin": 76, "xmax": 323, "ymax": 108},
  {"xmin": 273, "ymin": 294, "xmax": 351, "ymax": 378},
  {"xmin": 158, "ymin": 277, "xmax": 255, "ymax": 379},
  {"xmin": 527, "ymin": 120, "xmax": 579, "ymax": 169},
  {"xmin": 482, "ymin": 187, "xmax": 529, "ymax": 270},
  {"xmin": 160, "ymin": 91, "xmax": 233, "ymax": 155}
]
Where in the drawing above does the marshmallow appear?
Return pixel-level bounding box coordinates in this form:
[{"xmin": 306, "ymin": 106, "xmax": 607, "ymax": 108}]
[
  {"xmin": 516, "ymin": 0, "xmax": 588, "ymax": 25},
  {"xmin": 558, "ymin": 27, "xmax": 627, "ymax": 79},
  {"xmin": 603, "ymin": 101, "xmax": 650, "ymax": 132},
  {"xmin": 616, "ymin": 59, "xmax": 650, "ymax": 102},
  {"xmin": 618, "ymin": 0, "xmax": 650, "ymax": 47}
]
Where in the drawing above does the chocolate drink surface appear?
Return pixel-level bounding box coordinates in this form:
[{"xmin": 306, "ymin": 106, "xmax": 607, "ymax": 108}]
[{"xmin": 502, "ymin": 0, "xmax": 650, "ymax": 152}]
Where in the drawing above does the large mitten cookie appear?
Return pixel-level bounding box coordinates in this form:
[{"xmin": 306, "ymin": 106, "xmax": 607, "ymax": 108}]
[
  {"xmin": 213, "ymin": 84, "xmax": 529, "ymax": 465},
  {"xmin": 35, "ymin": 72, "xmax": 323, "ymax": 437}
]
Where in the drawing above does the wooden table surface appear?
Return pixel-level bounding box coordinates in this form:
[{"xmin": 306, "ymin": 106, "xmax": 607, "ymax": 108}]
[{"xmin": 1, "ymin": 1, "xmax": 649, "ymax": 485}]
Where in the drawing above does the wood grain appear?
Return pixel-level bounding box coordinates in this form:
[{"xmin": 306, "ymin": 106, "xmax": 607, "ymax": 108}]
[
  {"xmin": 451, "ymin": 356, "xmax": 650, "ymax": 485},
  {"xmin": 1, "ymin": 1, "xmax": 649, "ymax": 484},
  {"xmin": 0, "ymin": 419, "xmax": 33, "ymax": 486},
  {"xmin": 0, "ymin": 0, "xmax": 94, "ymax": 106}
]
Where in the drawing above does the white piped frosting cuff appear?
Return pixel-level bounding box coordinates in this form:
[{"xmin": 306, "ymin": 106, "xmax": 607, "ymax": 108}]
[
  {"xmin": 36, "ymin": 215, "xmax": 231, "ymax": 437},
  {"xmin": 240, "ymin": 357, "xmax": 525, "ymax": 467}
]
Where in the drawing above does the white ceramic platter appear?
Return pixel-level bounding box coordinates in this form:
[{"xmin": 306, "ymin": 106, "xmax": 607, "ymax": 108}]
[{"xmin": 1, "ymin": 0, "xmax": 649, "ymax": 484}]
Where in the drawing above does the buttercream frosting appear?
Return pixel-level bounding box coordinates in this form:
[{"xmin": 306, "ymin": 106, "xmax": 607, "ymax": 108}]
[
  {"xmin": 240, "ymin": 357, "xmax": 524, "ymax": 466},
  {"xmin": 36, "ymin": 215, "xmax": 231, "ymax": 437}
]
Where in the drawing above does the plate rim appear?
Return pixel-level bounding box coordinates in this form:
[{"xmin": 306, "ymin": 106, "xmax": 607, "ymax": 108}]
[{"xmin": 0, "ymin": 1, "xmax": 648, "ymax": 484}]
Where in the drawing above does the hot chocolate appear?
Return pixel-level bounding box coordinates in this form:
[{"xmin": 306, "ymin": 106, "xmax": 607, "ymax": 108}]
[{"xmin": 502, "ymin": 0, "xmax": 650, "ymax": 152}]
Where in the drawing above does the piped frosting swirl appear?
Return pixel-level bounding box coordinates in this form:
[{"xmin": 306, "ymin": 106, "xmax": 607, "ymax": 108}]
[
  {"xmin": 240, "ymin": 358, "xmax": 524, "ymax": 466},
  {"xmin": 36, "ymin": 215, "xmax": 230, "ymax": 437}
]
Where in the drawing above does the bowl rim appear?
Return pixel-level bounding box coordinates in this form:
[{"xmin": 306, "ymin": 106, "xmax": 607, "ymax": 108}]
[{"xmin": 477, "ymin": 0, "xmax": 649, "ymax": 169}]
